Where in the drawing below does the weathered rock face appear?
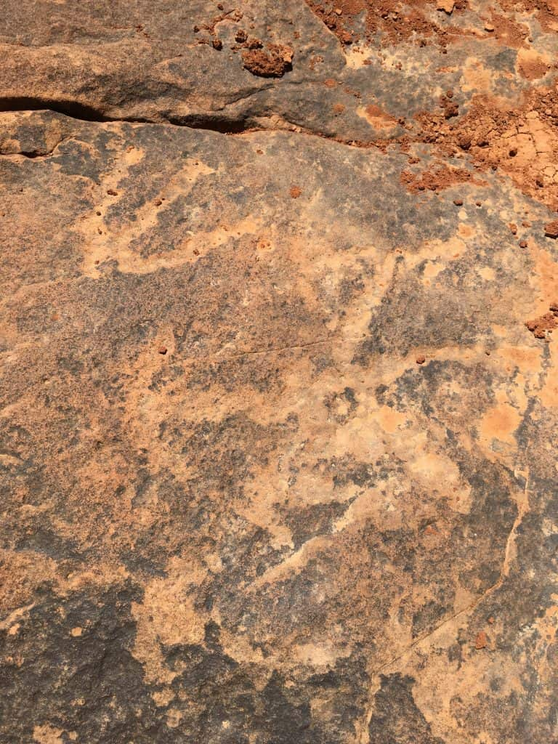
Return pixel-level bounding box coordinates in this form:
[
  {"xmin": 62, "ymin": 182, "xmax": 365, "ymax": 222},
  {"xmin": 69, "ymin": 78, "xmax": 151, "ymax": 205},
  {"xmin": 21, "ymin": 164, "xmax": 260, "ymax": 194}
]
[{"xmin": 1, "ymin": 2, "xmax": 557, "ymax": 743}]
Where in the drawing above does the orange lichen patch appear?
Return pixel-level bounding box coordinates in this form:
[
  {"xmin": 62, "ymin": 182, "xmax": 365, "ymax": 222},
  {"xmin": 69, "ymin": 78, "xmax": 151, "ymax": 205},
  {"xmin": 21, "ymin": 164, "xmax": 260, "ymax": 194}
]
[
  {"xmin": 529, "ymin": 247, "xmax": 558, "ymax": 312},
  {"xmin": 422, "ymin": 260, "xmax": 443, "ymax": 280},
  {"xmin": 375, "ymin": 405, "xmax": 407, "ymax": 433},
  {"xmin": 458, "ymin": 223, "xmax": 475, "ymax": 239},
  {"xmin": 479, "ymin": 403, "xmax": 521, "ymax": 445},
  {"xmin": 498, "ymin": 345, "xmax": 542, "ymax": 373},
  {"xmin": 400, "ymin": 164, "xmax": 480, "ymax": 193},
  {"xmin": 478, "ymin": 266, "xmax": 496, "ymax": 281},
  {"xmin": 461, "ymin": 58, "xmax": 494, "ymax": 94},
  {"xmin": 408, "ymin": 451, "xmax": 462, "ymax": 493},
  {"xmin": 412, "ymin": 233, "xmax": 468, "ymax": 265}
]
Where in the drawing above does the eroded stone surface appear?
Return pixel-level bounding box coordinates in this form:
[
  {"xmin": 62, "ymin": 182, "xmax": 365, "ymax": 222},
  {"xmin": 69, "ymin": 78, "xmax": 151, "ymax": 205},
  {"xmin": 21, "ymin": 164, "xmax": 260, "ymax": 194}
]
[{"xmin": 1, "ymin": 1, "xmax": 557, "ymax": 742}]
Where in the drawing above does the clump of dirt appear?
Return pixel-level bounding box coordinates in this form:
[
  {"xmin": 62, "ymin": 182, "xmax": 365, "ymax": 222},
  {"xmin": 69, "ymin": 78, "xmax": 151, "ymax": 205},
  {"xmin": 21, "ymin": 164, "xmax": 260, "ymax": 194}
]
[
  {"xmin": 496, "ymin": 0, "xmax": 558, "ymax": 33},
  {"xmin": 414, "ymin": 86, "xmax": 558, "ymax": 210},
  {"xmin": 474, "ymin": 630, "xmax": 488, "ymax": 649},
  {"xmin": 487, "ymin": 11, "xmax": 529, "ymax": 48},
  {"xmin": 192, "ymin": 9, "xmax": 294, "ymax": 77},
  {"xmin": 305, "ymin": 2, "xmax": 355, "ymax": 44},
  {"xmin": 242, "ymin": 44, "xmax": 294, "ymax": 77},
  {"xmin": 400, "ymin": 164, "xmax": 480, "ymax": 193},
  {"xmin": 525, "ymin": 304, "xmax": 558, "ymax": 339},
  {"xmin": 304, "ymin": 0, "xmax": 468, "ymax": 48},
  {"xmin": 517, "ymin": 50, "xmax": 551, "ymax": 81},
  {"xmin": 439, "ymin": 91, "xmax": 459, "ymax": 119},
  {"xmin": 544, "ymin": 220, "xmax": 558, "ymax": 238},
  {"xmin": 305, "ymin": 0, "xmax": 558, "ymax": 51}
]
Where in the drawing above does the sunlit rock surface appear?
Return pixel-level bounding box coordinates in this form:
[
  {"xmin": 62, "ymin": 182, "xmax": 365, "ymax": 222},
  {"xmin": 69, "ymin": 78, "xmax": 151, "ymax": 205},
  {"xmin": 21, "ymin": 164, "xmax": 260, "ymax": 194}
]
[{"xmin": 1, "ymin": 1, "xmax": 557, "ymax": 742}]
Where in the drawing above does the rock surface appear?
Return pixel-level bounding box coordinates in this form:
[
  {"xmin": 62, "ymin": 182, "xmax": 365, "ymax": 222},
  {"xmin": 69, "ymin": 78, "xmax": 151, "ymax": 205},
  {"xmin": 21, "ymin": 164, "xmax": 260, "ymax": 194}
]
[{"xmin": 1, "ymin": 1, "xmax": 557, "ymax": 743}]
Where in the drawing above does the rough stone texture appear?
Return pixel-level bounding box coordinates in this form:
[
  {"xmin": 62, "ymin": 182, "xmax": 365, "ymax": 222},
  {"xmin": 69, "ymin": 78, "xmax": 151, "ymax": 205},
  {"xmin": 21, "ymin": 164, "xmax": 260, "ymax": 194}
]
[{"xmin": 0, "ymin": 1, "xmax": 557, "ymax": 743}]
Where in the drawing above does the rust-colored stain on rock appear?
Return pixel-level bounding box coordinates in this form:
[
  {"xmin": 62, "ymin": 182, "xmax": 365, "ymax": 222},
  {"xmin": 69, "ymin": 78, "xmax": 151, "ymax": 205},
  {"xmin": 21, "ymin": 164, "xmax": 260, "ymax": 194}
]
[{"xmin": 0, "ymin": 0, "xmax": 557, "ymax": 742}]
